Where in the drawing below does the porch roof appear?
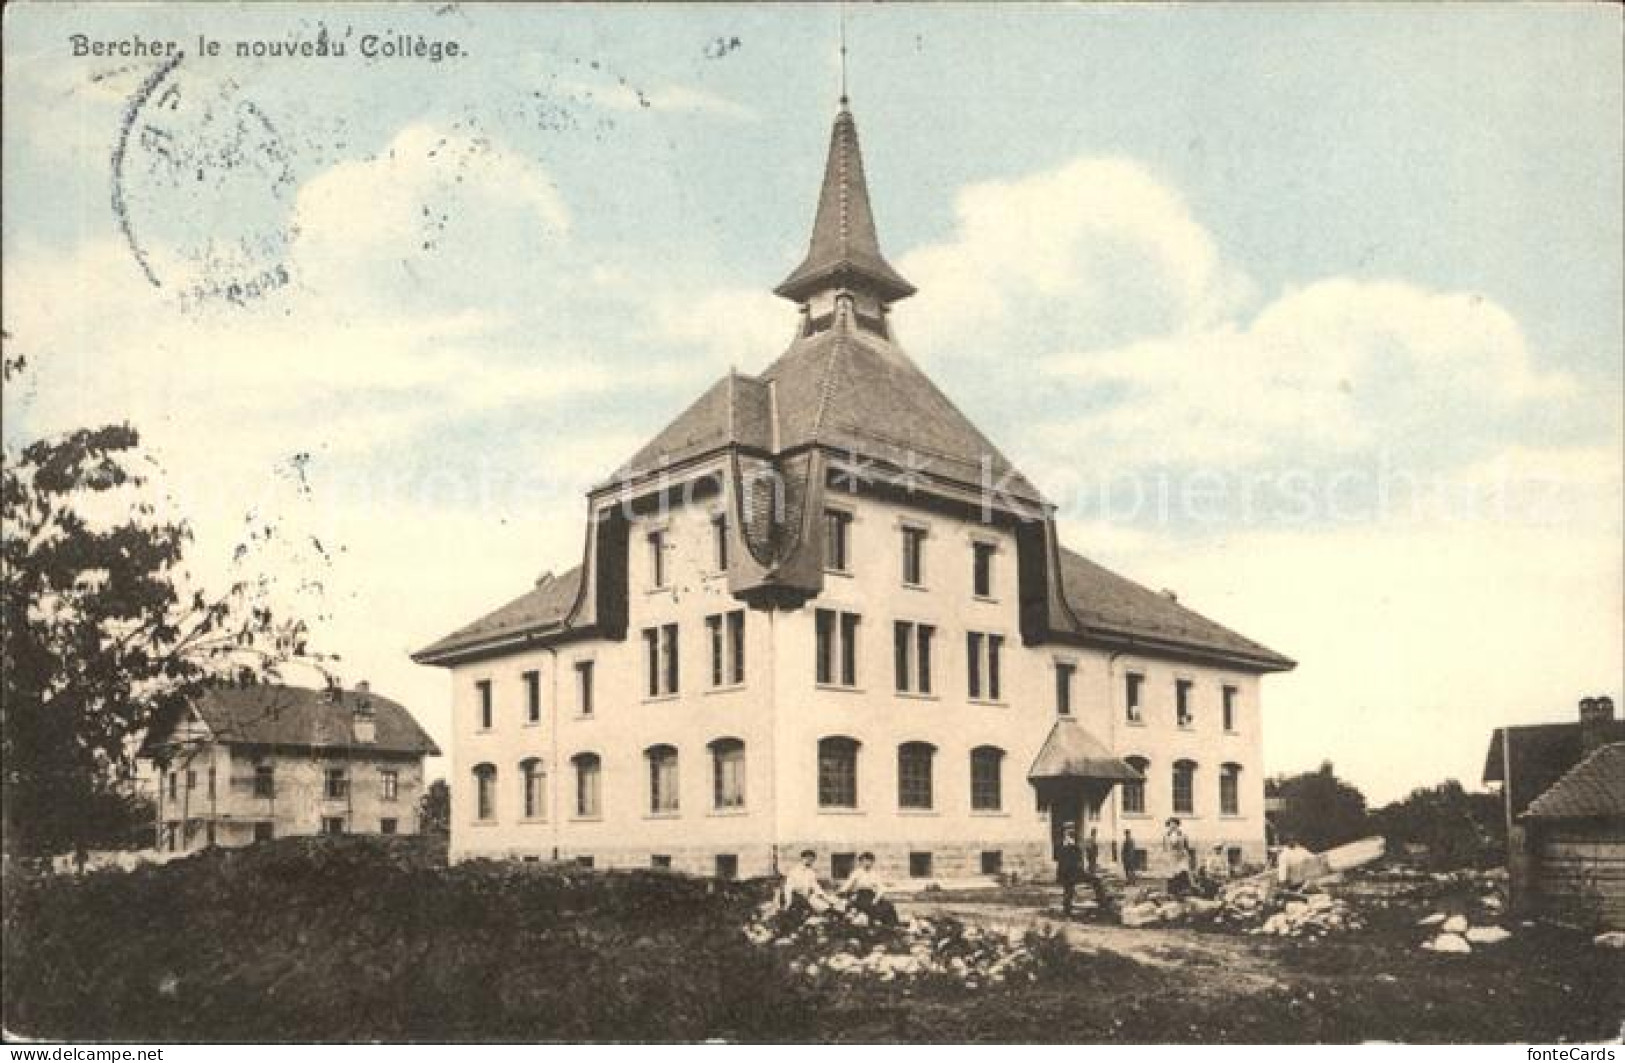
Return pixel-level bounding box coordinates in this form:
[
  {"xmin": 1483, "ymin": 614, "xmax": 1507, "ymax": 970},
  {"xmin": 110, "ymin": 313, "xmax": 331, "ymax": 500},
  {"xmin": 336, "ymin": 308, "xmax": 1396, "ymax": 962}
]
[{"xmin": 1028, "ymin": 719, "xmax": 1142, "ymax": 783}]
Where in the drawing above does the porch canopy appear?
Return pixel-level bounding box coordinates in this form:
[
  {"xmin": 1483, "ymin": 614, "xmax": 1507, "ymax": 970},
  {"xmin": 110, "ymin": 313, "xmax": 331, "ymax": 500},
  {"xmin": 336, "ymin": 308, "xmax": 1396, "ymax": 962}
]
[{"xmin": 1028, "ymin": 718, "xmax": 1142, "ymax": 785}]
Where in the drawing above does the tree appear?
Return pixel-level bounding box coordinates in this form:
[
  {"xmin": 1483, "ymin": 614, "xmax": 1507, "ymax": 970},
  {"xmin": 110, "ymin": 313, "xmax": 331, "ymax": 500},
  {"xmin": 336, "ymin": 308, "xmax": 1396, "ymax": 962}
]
[
  {"xmin": 2, "ymin": 412, "xmax": 320, "ymax": 858},
  {"xmin": 1269, "ymin": 761, "xmax": 1370, "ymax": 853},
  {"xmin": 419, "ymin": 778, "xmax": 450, "ymax": 838},
  {"xmin": 1370, "ymin": 779, "xmax": 1505, "ymax": 869}
]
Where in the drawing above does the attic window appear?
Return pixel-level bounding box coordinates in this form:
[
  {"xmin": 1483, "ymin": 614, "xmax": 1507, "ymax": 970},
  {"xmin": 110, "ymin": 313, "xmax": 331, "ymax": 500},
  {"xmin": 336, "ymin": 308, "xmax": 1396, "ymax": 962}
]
[{"xmin": 853, "ymin": 308, "xmax": 888, "ymax": 338}]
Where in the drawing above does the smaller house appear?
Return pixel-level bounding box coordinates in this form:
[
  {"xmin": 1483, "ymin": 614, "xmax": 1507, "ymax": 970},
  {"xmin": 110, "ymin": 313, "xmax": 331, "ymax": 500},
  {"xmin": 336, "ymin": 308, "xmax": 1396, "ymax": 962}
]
[
  {"xmin": 141, "ymin": 682, "xmax": 441, "ymax": 852},
  {"xmin": 1518, "ymin": 742, "xmax": 1625, "ymax": 930},
  {"xmin": 1484, "ymin": 694, "xmax": 1623, "ymax": 918}
]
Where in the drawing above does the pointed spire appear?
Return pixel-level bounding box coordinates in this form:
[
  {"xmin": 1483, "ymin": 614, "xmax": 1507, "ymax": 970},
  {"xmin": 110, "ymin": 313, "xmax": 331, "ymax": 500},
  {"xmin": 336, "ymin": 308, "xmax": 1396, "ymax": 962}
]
[{"xmin": 775, "ymin": 102, "xmax": 916, "ymax": 305}]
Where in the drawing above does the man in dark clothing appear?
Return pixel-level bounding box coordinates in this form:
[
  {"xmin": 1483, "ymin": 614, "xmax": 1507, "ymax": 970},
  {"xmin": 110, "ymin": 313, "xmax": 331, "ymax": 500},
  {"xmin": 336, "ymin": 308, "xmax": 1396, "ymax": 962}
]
[
  {"xmin": 1084, "ymin": 828, "xmax": 1100, "ymax": 875},
  {"xmin": 1121, "ymin": 829, "xmax": 1140, "ymax": 885},
  {"xmin": 1057, "ymin": 824, "xmax": 1084, "ymax": 916}
]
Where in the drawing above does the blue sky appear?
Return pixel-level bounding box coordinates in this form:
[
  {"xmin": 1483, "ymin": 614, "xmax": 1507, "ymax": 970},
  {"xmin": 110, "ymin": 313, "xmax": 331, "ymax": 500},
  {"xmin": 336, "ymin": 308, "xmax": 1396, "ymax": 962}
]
[{"xmin": 4, "ymin": 3, "xmax": 1620, "ymax": 802}]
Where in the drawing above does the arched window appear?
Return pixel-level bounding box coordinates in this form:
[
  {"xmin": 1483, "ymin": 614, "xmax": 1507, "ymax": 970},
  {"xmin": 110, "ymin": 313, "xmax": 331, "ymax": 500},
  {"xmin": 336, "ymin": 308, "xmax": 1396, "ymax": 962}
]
[
  {"xmin": 709, "ymin": 738, "xmax": 745, "ymax": 810},
  {"xmin": 646, "ymin": 744, "xmax": 680, "ymax": 813},
  {"xmin": 1122, "ymin": 756, "xmax": 1149, "ymax": 815},
  {"xmin": 1173, "ymin": 759, "xmax": 1197, "ymax": 816},
  {"xmin": 520, "ymin": 758, "xmax": 545, "ymax": 820},
  {"xmin": 1220, "ymin": 762, "xmax": 1242, "ymax": 817},
  {"xmin": 898, "ymin": 742, "xmax": 936, "ymax": 810},
  {"xmin": 472, "ymin": 763, "xmax": 497, "ymax": 821},
  {"xmin": 970, "ymin": 746, "xmax": 1004, "ymax": 811},
  {"xmin": 818, "ymin": 736, "xmax": 860, "ymax": 808},
  {"xmin": 572, "ymin": 753, "xmax": 601, "ymax": 818}
]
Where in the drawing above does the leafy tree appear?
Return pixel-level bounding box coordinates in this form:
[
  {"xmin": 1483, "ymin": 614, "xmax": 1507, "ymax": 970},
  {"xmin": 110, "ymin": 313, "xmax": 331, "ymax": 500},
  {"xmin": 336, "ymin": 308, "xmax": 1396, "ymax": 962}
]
[
  {"xmin": 418, "ymin": 778, "xmax": 450, "ymax": 838},
  {"xmin": 1370, "ymin": 779, "xmax": 1505, "ymax": 869},
  {"xmin": 1269, "ymin": 761, "xmax": 1370, "ymax": 853},
  {"xmin": 2, "ymin": 412, "xmax": 320, "ymax": 858}
]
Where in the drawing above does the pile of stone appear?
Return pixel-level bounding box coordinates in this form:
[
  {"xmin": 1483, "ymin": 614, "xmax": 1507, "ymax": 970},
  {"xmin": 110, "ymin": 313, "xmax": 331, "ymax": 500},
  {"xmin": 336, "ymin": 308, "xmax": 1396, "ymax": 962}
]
[
  {"xmin": 1248, "ymin": 892, "xmax": 1365, "ymax": 938},
  {"xmin": 743, "ymin": 904, "xmax": 1043, "ymax": 988},
  {"xmin": 1416, "ymin": 912, "xmax": 1513, "ymax": 954}
]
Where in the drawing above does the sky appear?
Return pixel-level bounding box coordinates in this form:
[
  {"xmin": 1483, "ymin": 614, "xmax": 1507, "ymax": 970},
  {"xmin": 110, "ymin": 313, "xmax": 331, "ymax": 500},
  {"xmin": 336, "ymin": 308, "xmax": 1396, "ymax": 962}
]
[{"xmin": 4, "ymin": 3, "xmax": 1621, "ymax": 804}]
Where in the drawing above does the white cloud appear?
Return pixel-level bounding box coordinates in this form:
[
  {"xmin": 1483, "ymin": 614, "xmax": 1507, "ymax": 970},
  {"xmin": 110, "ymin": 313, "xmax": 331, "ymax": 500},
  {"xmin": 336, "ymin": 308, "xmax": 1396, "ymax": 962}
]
[{"xmin": 899, "ymin": 157, "xmax": 1253, "ymax": 356}]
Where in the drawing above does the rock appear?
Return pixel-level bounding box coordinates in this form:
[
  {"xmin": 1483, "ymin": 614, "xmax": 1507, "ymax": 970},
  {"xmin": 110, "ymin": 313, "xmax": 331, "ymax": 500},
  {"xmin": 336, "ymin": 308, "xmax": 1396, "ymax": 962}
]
[
  {"xmin": 1429, "ymin": 933, "xmax": 1472, "ymax": 954},
  {"xmin": 1417, "ymin": 912, "xmax": 1446, "ymax": 926},
  {"xmin": 1465, "ymin": 926, "xmax": 1511, "ymax": 945},
  {"xmin": 1442, "ymin": 914, "xmax": 1468, "ymax": 934},
  {"xmin": 1593, "ymin": 931, "xmax": 1625, "ymax": 950}
]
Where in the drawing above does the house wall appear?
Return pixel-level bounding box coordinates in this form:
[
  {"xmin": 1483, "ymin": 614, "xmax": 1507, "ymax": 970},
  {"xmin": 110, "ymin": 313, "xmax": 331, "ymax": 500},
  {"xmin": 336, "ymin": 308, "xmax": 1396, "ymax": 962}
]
[
  {"xmin": 155, "ymin": 742, "xmax": 426, "ymax": 852},
  {"xmin": 1526, "ymin": 822, "xmax": 1625, "ymax": 930},
  {"xmin": 444, "ymin": 478, "xmax": 1272, "ymax": 881}
]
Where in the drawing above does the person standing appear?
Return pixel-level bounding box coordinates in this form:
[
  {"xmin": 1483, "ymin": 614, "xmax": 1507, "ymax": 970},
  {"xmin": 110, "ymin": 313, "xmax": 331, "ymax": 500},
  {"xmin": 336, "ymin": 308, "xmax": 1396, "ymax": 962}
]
[
  {"xmin": 1121, "ymin": 828, "xmax": 1140, "ymax": 884},
  {"xmin": 1084, "ymin": 827, "xmax": 1100, "ymax": 875},
  {"xmin": 1056, "ymin": 823, "xmax": 1084, "ymax": 916}
]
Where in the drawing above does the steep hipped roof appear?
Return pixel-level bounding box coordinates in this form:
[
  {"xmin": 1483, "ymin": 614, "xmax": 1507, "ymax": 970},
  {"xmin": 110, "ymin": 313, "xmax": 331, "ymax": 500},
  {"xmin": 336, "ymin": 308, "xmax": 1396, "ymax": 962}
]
[
  {"xmin": 142, "ymin": 684, "xmax": 440, "ymax": 758},
  {"xmin": 1029, "ymin": 719, "xmax": 1142, "ymax": 782},
  {"xmin": 1054, "ymin": 547, "xmax": 1295, "ymax": 670},
  {"xmin": 775, "ymin": 102, "xmax": 915, "ymax": 304},
  {"xmin": 1523, "ymin": 743, "xmax": 1625, "ymax": 820},
  {"xmin": 1483, "ymin": 719, "xmax": 1625, "ymax": 814},
  {"xmin": 413, "ymin": 567, "xmax": 584, "ymax": 663}
]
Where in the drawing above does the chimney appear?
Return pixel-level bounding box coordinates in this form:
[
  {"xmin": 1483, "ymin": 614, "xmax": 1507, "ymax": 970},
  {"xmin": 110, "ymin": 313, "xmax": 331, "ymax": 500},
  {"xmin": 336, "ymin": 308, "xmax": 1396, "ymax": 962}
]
[
  {"xmin": 353, "ymin": 680, "xmax": 376, "ymax": 745},
  {"xmin": 1161, "ymin": 589, "xmax": 1178, "ymax": 603},
  {"xmin": 1580, "ymin": 694, "xmax": 1615, "ymax": 754}
]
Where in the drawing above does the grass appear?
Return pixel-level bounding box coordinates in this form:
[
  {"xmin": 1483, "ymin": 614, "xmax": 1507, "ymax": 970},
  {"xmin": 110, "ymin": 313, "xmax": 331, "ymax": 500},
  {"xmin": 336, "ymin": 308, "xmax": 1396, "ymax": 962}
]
[{"xmin": 4, "ymin": 837, "xmax": 1621, "ymax": 1042}]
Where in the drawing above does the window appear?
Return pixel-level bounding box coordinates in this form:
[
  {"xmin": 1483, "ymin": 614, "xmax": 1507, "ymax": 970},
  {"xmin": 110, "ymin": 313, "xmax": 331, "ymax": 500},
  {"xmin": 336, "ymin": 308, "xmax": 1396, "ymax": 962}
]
[
  {"xmin": 710, "ymin": 738, "xmax": 746, "ymax": 809},
  {"xmin": 898, "ymin": 742, "xmax": 935, "ymax": 810},
  {"xmin": 207, "ymin": 766, "xmax": 216, "ymax": 799},
  {"xmin": 253, "ymin": 822, "xmax": 274, "ymax": 843},
  {"xmin": 909, "ymin": 852, "xmax": 933, "ymax": 879},
  {"xmin": 476, "ymin": 679, "xmax": 493, "ymax": 730},
  {"xmin": 1122, "ymin": 756, "xmax": 1149, "ymax": 815},
  {"xmin": 1173, "ymin": 759, "xmax": 1196, "ymax": 815},
  {"xmin": 473, "ymin": 763, "xmax": 497, "ymax": 821},
  {"xmin": 524, "ymin": 670, "xmax": 542, "ymax": 724},
  {"xmin": 972, "ymin": 541, "xmax": 996, "ymax": 598},
  {"xmin": 380, "ymin": 818, "xmax": 398, "ymax": 835},
  {"xmin": 707, "ymin": 610, "xmax": 746, "ymax": 687},
  {"xmin": 980, "ymin": 850, "xmax": 1003, "ymax": 876},
  {"xmin": 1055, "ymin": 660, "xmax": 1076, "ymax": 716},
  {"xmin": 1223, "ymin": 685, "xmax": 1238, "ymax": 732},
  {"xmin": 893, "ymin": 621, "xmax": 934, "ymax": 694},
  {"xmin": 1176, "ymin": 679, "xmax": 1194, "ymax": 727},
  {"xmin": 1125, "ymin": 672, "xmax": 1144, "ymax": 723},
  {"xmin": 823, "ymin": 508, "xmax": 852, "ymax": 572},
  {"xmin": 380, "ymin": 769, "xmax": 398, "ymax": 802},
  {"xmin": 521, "ymin": 758, "xmax": 545, "ymax": 819},
  {"xmin": 967, "ymin": 632, "xmax": 1003, "ymax": 700},
  {"xmin": 167, "ymin": 771, "xmax": 177, "ymax": 800},
  {"xmin": 643, "ymin": 624, "xmax": 680, "ymax": 697},
  {"xmin": 647, "ymin": 529, "xmax": 668, "ymax": 589},
  {"xmin": 647, "ymin": 745, "xmax": 679, "ymax": 813},
  {"xmin": 712, "ymin": 513, "xmax": 729, "ymax": 572},
  {"xmin": 817, "ymin": 736, "xmax": 859, "ymax": 808},
  {"xmin": 901, "ymin": 525, "xmax": 927, "ymax": 586},
  {"xmin": 970, "ymin": 746, "xmax": 1004, "ymax": 811},
  {"xmin": 253, "ymin": 764, "xmax": 275, "ymax": 798},
  {"xmin": 325, "ymin": 767, "xmax": 349, "ymax": 800},
  {"xmin": 832, "ymin": 852, "xmax": 856, "ymax": 881},
  {"xmin": 576, "ymin": 855, "xmax": 595, "ymax": 869},
  {"xmin": 715, "ymin": 854, "xmax": 739, "ymax": 880},
  {"xmin": 186, "ymin": 769, "xmax": 197, "ymax": 791},
  {"xmin": 651, "ymin": 854, "xmax": 673, "ymax": 869},
  {"xmin": 1220, "ymin": 763, "xmax": 1241, "ymax": 816},
  {"xmin": 575, "ymin": 661, "xmax": 595, "ymax": 716},
  {"xmin": 321, "ymin": 816, "xmax": 345, "ymax": 836},
  {"xmin": 814, "ymin": 609, "xmax": 860, "ymax": 687},
  {"xmin": 573, "ymin": 753, "xmax": 601, "ymax": 817}
]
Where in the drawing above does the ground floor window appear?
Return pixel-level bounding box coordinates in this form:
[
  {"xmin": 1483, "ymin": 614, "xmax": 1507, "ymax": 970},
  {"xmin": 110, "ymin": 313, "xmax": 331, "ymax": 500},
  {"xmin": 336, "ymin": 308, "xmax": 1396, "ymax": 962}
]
[
  {"xmin": 980, "ymin": 850, "xmax": 1003, "ymax": 876},
  {"xmin": 321, "ymin": 816, "xmax": 345, "ymax": 836},
  {"xmin": 715, "ymin": 854, "xmax": 738, "ymax": 880},
  {"xmin": 576, "ymin": 855, "xmax": 594, "ymax": 869},
  {"xmin": 651, "ymin": 854, "xmax": 672, "ymax": 869},
  {"xmin": 831, "ymin": 852, "xmax": 856, "ymax": 882},
  {"xmin": 380, "ymin": 818, "xmax": 398, "ymax": 835},
  {"xmin": 1122, "ymin": 756, "xmax": 1149, "ymax": 814},
  {"xmin": 909, "ymin": 851, "xmax": 933, "ymax": 879},
  {"xmin": 573, "ymin": 753, "xmax": 602, "ymax": 818},
  {"xmin": 1220, "ymin": 763, "xmax": 1241, "ymax": 816},
  {"xmin": 253, "ymin": 822, "xmax": 274, "ymax": 842},
  {"xmin": 818, "ymin": 736, "xmax": 859, "ymax": 808},
  {"xmin": 1173, "ymin": 760, "xmax": 1196, "ymax": 816}
]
